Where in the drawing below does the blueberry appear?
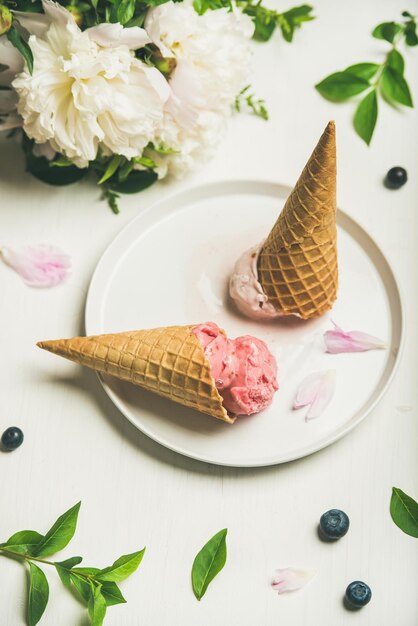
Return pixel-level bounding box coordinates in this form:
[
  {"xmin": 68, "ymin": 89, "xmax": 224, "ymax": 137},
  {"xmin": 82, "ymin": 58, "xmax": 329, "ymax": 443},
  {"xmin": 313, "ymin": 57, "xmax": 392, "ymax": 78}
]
[
  {"xmin": 1, "ymin": 427, "xmax": 24, "ymax": 451},
  {"xmin": 345, "ymin": 581, "xmax": 372, "ymax": 609},
  {"xmin": 384, "ymin": 166, "xmax": 407, "ymax": 189},
  {"xmin": 319, "ymin": 509, "xmax": 350, "ymax": 540}
]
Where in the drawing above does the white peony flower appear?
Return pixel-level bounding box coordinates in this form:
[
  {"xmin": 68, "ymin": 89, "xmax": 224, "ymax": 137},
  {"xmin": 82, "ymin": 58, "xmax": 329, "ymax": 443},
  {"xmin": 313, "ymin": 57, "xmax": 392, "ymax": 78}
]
[
  {"xmin": 12, "ymin": 5, "xmax": 170, "ymax": 167},
  {"xmin": 144, "ymin": 0, "xmax": 254, "ymax": 178},
  {"xmin": 145, "ymin": 0, "xmax": 254, "ymax": 115}
]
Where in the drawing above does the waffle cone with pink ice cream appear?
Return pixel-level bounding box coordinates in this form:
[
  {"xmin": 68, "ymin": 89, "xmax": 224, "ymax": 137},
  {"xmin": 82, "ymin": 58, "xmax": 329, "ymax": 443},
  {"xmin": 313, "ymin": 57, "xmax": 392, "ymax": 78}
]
[
  {"xmin": 230, "ymin": 121, "xmax": 338, "ymax": 321},
  {"xmin": 37, "ymin": 323, "xmax": 278, "ymax": 422}
]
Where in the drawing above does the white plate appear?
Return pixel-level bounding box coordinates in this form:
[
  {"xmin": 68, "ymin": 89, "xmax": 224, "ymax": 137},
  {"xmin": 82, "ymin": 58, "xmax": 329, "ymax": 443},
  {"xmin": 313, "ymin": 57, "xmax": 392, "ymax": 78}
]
[{"xmin": 85, "ymin": 180, "xmax": 404, "ymax": 467}]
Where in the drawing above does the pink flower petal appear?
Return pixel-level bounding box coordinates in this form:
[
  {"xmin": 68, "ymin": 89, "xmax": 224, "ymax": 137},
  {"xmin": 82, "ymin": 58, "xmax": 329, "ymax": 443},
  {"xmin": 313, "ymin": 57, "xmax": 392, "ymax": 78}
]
[
  {"xmin": 271, "ymin": 568, "xmax": 316, "ymax": 594},
  {"xmin": 1, "ymin": 245, "xmax": 71, "ymax": 288},
  {"xmin": 324, "ymin": 322, "xmax": 386, "ymax": 354},
  {"xmin": 293, "ymin": 370, "xmax": 336, "ymax": 420}
]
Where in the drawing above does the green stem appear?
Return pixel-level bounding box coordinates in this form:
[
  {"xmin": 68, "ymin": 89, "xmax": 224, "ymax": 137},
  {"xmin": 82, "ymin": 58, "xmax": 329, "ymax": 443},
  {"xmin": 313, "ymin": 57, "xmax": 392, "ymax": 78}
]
[{"xmin": 0, "ymin": 547, "xmax": 94, "ymax": 582}]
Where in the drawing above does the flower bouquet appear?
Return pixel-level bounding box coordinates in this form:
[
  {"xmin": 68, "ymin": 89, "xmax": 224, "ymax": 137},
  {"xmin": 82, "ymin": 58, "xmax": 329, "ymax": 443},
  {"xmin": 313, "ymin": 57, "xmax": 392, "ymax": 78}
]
[{"xmin": 0, "ymin": 0, "xmax": 313, "ymax": 210}]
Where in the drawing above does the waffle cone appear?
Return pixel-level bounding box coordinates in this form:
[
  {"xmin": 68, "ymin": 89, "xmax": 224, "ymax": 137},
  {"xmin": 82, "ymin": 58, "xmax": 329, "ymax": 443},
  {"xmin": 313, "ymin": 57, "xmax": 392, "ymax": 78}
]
[
  {"xmin": 257, "ymin": 121, "xmax": 338, "ymax": 319},
  {"xmin": 37, "ymin": 325, "xmax": 233, "ymax": 423}
]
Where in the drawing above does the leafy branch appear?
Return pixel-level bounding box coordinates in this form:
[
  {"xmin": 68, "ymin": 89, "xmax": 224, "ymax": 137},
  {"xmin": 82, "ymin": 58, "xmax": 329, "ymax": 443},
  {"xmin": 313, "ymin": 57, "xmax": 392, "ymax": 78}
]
[
  {"xmin": 194, "ymin": 0, "xmax": 315, "ymax": 42},
  {"xmin": 6, "ymin": 0, "xmax": 314, "ymax": 37},
  {"xmin": 235, "ymin": 85, "xmax": 268, "ymax": 120},
  {"xmin": 0, "ymin": 502, "xmax": 145, "ymax": 626},
  {"xmin": 315, "ymin": 11, "xmax": 417, "ymax": 144},
  {"xmin": 93, "ymin": 152, "xmax": 158, "ymax": 211}
]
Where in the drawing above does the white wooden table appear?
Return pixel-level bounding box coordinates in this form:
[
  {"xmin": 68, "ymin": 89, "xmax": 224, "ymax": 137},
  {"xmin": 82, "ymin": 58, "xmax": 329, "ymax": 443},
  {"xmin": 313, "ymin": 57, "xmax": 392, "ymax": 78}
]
[{"xmin": 1, "ymin": 0, "xmax": 417, "ymax": 623}]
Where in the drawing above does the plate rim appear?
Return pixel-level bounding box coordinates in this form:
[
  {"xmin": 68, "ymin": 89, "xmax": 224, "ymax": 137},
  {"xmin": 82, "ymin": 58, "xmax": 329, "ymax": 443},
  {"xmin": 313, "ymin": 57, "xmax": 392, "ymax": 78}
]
[{"xmin": 85, "ymin": 179, "xmax": 405, "ymax": 467}]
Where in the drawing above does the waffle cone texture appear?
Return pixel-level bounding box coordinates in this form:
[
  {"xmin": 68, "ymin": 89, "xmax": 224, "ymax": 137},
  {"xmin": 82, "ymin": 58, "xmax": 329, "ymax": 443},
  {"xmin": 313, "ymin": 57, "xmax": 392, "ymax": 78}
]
[
  {"xmin": 257, "ymin": 121, "xmax": 338, "ymax": 319},
  {"xmin": 37, "ymin": 325, "xmax": 234, "ymax": 423}
]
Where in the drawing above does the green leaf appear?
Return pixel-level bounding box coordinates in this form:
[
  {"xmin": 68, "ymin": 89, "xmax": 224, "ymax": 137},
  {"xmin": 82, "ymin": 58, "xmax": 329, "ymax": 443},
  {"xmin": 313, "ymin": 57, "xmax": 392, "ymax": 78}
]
[
  {"xmin": 34, "ymin": 502, "xmax": 81, "ymax": 558},
  {"xmin": 96, "ymin": 549, "xmax": 145, "ymax": 583},
  {"xmin": 192, "ymin": 0, "xmax": 205, "ymax": 14},
  {"xmin": 4, "ymin": 530, "xmax": 43, "ymax": 555},
  {"xmin": 98, "ymin": 155, "xmax": 123, "ymax": 184},
  {"xmin": 281, "ymin": 4, "xmax": 315, "ymax": 40},
  {"xmin": 100, "ymin": 582, "xmax": 126, "ymax": 606},
  {"xmin": 405, "ymin": 20, "xmax": 418, "ymax": 46},
  {"xmin": 131, "ymin": 155, "xmax": 157, "ymax": 169},
  {"xmin": 125, "ymin": 13, "xmax": 147, "ymax": 27},
  {"xmin": 7, "ymin": 26, "xmax": 33, "ymax": 74},
  {"xmin": 143, "ymin": 0, "xmax": 177, "ymax": 4},
  {"xmin": 49, "ymin": 156, "xmax": 74, "ymax": 168},
  {"xmin": 101, "ymin": 188, "xmax": 120, "ymax": 213},
  {"xmin": 28, "ymin": 563, "xmax": 49, "ymax": 626},
  {"xmin": 315, "ymin": 71, "xmax": 370, "ymax": 102},
  {"xmin": 192, "ymin": 0, "xmax": 231, "ymax": 14},
  {"xmin": 354, "ymin": 89, "xmax": 378, "ymax": 145},
  {"xmin": 345, "ymin": 62, "xmax": 380, "ymax": 81},
  {"xmin": 282, "ymin": 4, "xmax": 314, "ymax": 24},
  {"xmin": 149, "ymin": 143, "xmax": 178, "ymax": 155},
  {"xmin": 70, "ymin": 572, "xmax": 92, "ymax": 603},
  {"xmin": 109, "ymin": 170, "xmax": 157, "ymax": 194},
  {"xmin": 8, "ymin": 0, "xmax": 42, "ymax": 11},
  {"xmin": 6, "ymin": 531, "xmax": 43, "ymax": 544},
  {"xmin": 372, "ymin": 21, "xmax": 402, "ymax": 43},
  {"xmin": 28, "ymin": 159, "xmax": 87, "ymax": 185},
  {"xmin": 54, "ymin": 557, "xmax": 83, "ymax": 587},
  {"xmin": 22, "ymin": 138, "xmax": 87, "ymax": 185},
  {"xmin": 380, "ymin": 66, "xmax": 413, "ymax": 107},
  {"xmin": 72, "ymin": 567, "xmax": 100, "ymax": 575},
  {"xmin": 56, "ymin": 557, "xmax": 83, "ymax": 569},
  {"xmin": 3, "ymin": 544, "xmax": 29, "ymax": 554},
  {"xmin": 253, "ymin": 16, "xmax": 276, "ymax": 42},
  {"xmin": 387, "ymin": 49, "xmax": 405, "ymax": 75},
  {"xmin": 191, "ymin": 529, "xmax": 227, "ymax": 601},
  {"xmin": 117, "ymin": 160, "xmax": 134, "ymax": 183},
  {"xmin": 117, "ymin": 0, "xmax": 135, "ymax": 25},
  {"xmin": 234, "ymin": 85, "xmax": 268, "ymax": 120},
  {"xmin": 88, "ymin": 584, "xmax": 107, "ymax": 626},
  {"xmin": 390, "ymin": 487, "xmax": 418, "ymax": 538}
]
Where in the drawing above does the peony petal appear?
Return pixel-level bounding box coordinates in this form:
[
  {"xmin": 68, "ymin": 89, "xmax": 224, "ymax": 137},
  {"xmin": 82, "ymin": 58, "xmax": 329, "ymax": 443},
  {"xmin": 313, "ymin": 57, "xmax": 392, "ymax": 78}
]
[
  {"xmin": 42, "ymin": 0, "xmax": 74, "ymax": 26},
  {"xmin": 13, "ymin": 0, "xmax": 74, "ymax": 37},
  {"xmin": 12, "ymin": 11, "xmax": 51, "ymax": 37},
  {"xmin": 32, "ymin": 141, "xmax": 56, "ymax": 160},
  {"xmin": 324, "ymin": 322, "xmax": 386, "ymax": 354},
  {"xmin": 271, "ymin": 568, "xmax": 317, "ymax": 594},
  {"xmin": 1, "ymin": 245, "xmax": 71, "ymax": 288},
  {"xmin": 293, "ymin": 370, "xmax": 336, "ymax": 420},
  {"xmin": 165, "ymin": 92, "xmax": 198, "ymax": 130},
  {"xmin": 86, "ymin": 23, "xmax": 151, "ymax": 49}
]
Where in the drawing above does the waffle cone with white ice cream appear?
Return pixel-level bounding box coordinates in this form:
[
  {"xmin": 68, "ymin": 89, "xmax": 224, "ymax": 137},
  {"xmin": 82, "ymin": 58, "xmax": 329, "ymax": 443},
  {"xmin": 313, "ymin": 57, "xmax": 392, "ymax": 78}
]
[
  {"xmin": 37, "ymin": 323, "xmax": 278, "ymax": 422},
  {"xmin": 230, "ymin": 121, "xmax": 338, "ymax": 320}
]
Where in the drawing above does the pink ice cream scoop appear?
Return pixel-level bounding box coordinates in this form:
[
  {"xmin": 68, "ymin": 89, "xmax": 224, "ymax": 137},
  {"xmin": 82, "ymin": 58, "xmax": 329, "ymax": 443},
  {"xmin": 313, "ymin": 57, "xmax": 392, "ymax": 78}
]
[{"xmin": 193, "ymin": 322, "xmax": 278, "ymax": 416}]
